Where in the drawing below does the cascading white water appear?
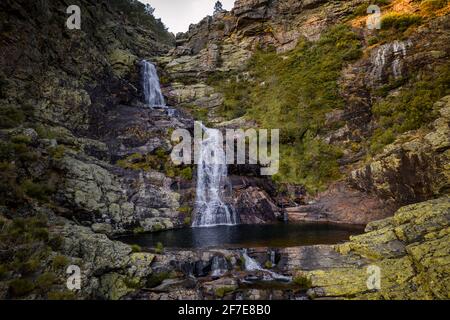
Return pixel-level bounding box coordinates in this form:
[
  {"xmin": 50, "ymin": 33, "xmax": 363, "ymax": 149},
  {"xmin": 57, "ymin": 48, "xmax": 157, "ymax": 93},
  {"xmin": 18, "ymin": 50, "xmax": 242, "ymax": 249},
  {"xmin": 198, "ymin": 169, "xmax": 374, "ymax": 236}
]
[
  {"xmin": 370, "ymin": 40, "xmax": 411, "ymax": 82},
  {"xmin": 140, "ymin": 60, "xmax": 177, "ymax": 116},
  {"xmin": 242, "ymin": 250, "xmax": 291, "ymax": 282},
  {"xmin": 141, "ymin": 60, "xmax": 166, "ymax": 107},
  {"xmin": 192, "ymin": 126, "xmax": 238, "ymax": 227}
]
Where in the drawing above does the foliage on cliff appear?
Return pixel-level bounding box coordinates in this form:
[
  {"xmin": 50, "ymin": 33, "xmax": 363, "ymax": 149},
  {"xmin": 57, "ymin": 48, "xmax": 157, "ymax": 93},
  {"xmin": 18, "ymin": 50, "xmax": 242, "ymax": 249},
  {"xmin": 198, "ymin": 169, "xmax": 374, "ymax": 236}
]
[{"xmin": 211, "ymin": 25, "xmax": 363, "ymax": 192}]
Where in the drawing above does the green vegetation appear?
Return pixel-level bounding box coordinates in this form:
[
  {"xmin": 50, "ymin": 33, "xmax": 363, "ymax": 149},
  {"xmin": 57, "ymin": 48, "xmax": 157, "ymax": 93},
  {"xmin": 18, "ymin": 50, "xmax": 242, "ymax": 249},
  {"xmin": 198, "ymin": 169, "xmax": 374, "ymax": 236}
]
[
  {"xmin": 133, "ymin": 226, "xmax": 145, "ymax": 234},
  {"xmin": 0, "ymin": 105, "xmax": 25, "ymax": 129},
  {"xmin": 212, "ymin": 25, "xmax": 362, "ymax": 192},
  {"xmin": 370, "ymin": 63, "xmax": 450, "ymax": 153},
  {"xmin": 109, "ymin": 0, "xmax": 174, "ymax": 45},
  {"xmin": 146, "ymin": 271, "xmax": 174, "ymax": 288},
  {"xmin": 215, "ymin": 286, "xmax": 236, "ymax": 298},
  {"xmin": 9, "ymin": 278, "xmax": 35, "ymax": 297},
  {"xmin": 293, "ymin": 274, "xmax": 312, "ymax": 288},
  {"xmin": 116, "ymin": 150, "xmax": 193, "ymax": 180},
  {"xmin": 47, "ymin": 291, "xmax": 76, "ymax": 300},
  {"xmin": 353, "ymin": 0, "xmax": 391, "ymax": 17},
  {"xmin": 131, "ymin": 244, "xmax": 142, "ymax": 253},
  {"xmin": 381, "ymin": 12, "xmax": 422, "ymax": 31},
  {"xmin": 0, "ymin": 215, "xmax": 70, "ymax": 298},
  {"xmin": 52, "ymin": 255, "xmax": 69, "ymax": 269},
  {"xmin": 21, "ymin": 179, "xmax": 55, "ymax": 202},
  {"xmin": 420, "ymin": 0, "xmax": 448, "ymax": 14},
  {"xmin": 155, "ymin": 242, "xmax": 164, "ymax": 254},
  {"xmin": 207, "ymin": 74, "xmax": 250, "ymax": 120},
  {"xmin": 36, "ymin": 272, "xmax": 57, "ymax": 293}
]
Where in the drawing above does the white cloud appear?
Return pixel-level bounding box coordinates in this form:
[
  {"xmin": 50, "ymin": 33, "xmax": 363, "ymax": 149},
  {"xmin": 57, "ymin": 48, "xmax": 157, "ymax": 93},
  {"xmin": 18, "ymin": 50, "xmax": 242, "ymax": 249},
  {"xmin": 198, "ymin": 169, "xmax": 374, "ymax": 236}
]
[{"xmin": 140, "ymin": 0, "xmax": 236, "ymax": 34}]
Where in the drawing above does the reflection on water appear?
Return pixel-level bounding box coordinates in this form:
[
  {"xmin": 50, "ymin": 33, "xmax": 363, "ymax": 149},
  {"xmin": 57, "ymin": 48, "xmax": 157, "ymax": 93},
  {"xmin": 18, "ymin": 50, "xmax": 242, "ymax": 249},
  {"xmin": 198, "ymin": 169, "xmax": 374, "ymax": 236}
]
[{"xmin": 119, "ymin": 223, "xmax": 364, "ymax": 249}]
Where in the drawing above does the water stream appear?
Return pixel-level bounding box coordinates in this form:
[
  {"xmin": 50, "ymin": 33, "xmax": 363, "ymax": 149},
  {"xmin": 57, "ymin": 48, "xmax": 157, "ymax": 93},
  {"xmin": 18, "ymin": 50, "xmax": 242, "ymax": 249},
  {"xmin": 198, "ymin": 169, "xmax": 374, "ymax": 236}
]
[
  {"xmin": 140, "ymin": 60, "xmax": 176, "ymax": 116},
  {"xmin": 192, "ymin": 126, "xmax": 238, "ymax": 227}
]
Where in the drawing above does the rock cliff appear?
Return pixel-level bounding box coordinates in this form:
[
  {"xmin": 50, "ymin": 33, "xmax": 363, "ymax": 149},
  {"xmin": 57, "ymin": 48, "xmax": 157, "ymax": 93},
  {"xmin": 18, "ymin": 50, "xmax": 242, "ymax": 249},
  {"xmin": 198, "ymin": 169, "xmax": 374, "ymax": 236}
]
[{"xmin": 0, "ymin": 0, "xmax": 449, "ymax": 300}]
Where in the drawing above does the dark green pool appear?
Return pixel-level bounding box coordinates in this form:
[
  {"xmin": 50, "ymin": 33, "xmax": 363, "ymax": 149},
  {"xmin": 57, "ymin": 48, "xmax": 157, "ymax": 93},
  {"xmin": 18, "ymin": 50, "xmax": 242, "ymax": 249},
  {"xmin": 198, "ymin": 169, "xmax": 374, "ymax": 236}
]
[{"xmin": 120, "ymin": 223, "xmax": 364, "ymax": 249}]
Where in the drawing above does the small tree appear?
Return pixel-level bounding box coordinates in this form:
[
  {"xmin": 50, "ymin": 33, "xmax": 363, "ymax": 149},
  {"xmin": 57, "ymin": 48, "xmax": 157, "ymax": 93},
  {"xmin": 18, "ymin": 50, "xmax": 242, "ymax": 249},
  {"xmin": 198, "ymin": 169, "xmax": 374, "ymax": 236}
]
[
  {"xmin": 214, "ymin": 1, "xmax": 224, "ymax": 14},
  {"xmin": 144, "ymin": 4, "xmax": 155, "ymax": 16}
]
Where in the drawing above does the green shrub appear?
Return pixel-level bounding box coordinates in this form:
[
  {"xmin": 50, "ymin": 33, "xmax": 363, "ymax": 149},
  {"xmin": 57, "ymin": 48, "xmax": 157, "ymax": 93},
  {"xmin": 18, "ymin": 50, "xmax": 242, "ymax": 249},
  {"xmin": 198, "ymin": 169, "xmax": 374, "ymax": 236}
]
[
  {"xmin": 179, "ymin": 167, "xmax": 193, "ymax": 180},
  {"xmin": 353, "ymin": 0, "xmax": 391, "ymax": 16},
  {"xmin": 20, "ymin": 179, "xmax": 55, "ymax": 202},
  {"xmin": 370, "ymin": 63, "xmax": 450, "ymax": 151},
  {"xmin": 420, "ymin": 0, "xmax": 448, "ymax": 13},
  {"xmin": 0, "ymin": 264, "xmax": 8, "ymax": 279},
  {"xmin": 47, "ymin": 290, "xmax": 76, "ymax": 300},
  {"xmin": 215, "ymin": 286, "xmax": 236, "ymax": 298},
  {"xmin": 49, "ymin": 145, "xmax": 65, "ymax": 159},
  {"xmin": 11, "ymin": 134, "xmax": 32, "ymax": 144},
  {"xmin": 146, "ymin": 272, "xmax": 173, "ymax": 288},
  {"xmin": 131, "ymin": 244, "xmax": 142, "ymax": 253},
  {"xmin": 155, "ymin": 242, "xmax": 164, "ymax": 254},
  {"xmin": 48, "ymin": 235, "xmax": 64, "ymax": 251},
  {"xmin": 210, "ymin": 25, "xmax": 361, "ymax": 192},
  {"xmin": 52, "ymin": 255, "xmax": 69, "ymax": 269},
  {"xmin": 381, "ymin": 13, "xmax": 422, "ymax": 31},
  {"xmin": 9, "ymin": 278, "xmax": 35, "ymax": 297},
  {"xmin": 124, "ymin": 277, "xmax": 142, "ymax": 289},
  {"xmin": 133, "ymin": 226, "xmax": 145, "ymax": 234},
  {"xmin": 293, "ymin": 274, "xmax": 312, "ymax": 288},
  {"xmin": 36, "ymin": 272, "xmax": 57, "ymax": 292},
  {"xmin": 183, "ymin": 216, "xmax": 191, "ymax": 226},
  {"xmin": 0, "ymin": 105, "xmax": 25, "ymax": 129}
]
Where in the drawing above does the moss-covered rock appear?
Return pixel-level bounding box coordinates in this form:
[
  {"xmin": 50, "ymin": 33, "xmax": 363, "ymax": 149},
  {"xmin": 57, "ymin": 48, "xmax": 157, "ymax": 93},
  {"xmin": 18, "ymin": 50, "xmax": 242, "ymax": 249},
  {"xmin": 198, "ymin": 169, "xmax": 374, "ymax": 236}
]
[{"xmin": 301, "ymin": 197, "xmax": 450, "ymax": 300}]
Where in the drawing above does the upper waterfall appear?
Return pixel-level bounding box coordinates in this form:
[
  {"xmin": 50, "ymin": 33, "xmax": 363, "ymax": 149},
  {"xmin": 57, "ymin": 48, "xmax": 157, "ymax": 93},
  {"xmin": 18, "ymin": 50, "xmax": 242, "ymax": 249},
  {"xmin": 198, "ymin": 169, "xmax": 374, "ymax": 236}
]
[
  {"xmin": 192, "ymin": 126, "xmax": 238, "ymax": 227},
  {"xmin": 140, "ymin": 60, "xmax": 166, "ymax": 107}
]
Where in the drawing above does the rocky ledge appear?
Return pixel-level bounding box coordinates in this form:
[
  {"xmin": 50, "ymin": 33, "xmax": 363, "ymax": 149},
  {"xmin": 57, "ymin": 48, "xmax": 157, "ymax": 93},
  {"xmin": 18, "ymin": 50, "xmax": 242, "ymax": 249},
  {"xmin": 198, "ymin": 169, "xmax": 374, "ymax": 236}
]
[{"xmin": 118, "ymin": 197, "xmax": 449, "ymax": 300}]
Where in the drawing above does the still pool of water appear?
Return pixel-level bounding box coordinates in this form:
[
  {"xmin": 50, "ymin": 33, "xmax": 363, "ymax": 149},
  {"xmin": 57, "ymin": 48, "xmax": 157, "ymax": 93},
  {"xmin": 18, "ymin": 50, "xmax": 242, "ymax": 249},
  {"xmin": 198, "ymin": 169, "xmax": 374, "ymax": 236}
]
[{"xmin": 119, "ymin": 223, "xmax": 364, "ymax": 249}]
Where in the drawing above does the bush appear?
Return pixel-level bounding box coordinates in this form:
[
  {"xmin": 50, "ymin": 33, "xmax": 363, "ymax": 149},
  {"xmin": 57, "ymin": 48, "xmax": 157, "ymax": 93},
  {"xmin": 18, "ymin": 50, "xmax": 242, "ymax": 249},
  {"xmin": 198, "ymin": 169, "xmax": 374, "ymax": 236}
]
[
  {"xmin": 370, "ymin": 63, "xmax": 450, "ymax": 151},
  {"xmin": 36, "ymin": 272, "xmax": 57, "ymax": 292},
  {"xmin": 155, "ymin": 242, "xmax": 164, "ymax": 254},
  {"xmin": 49, "ymin": 145, "xmax": 65, "ymax": 159},
  {"xmin": 293, "ymin": 274, "xmax": 312, "ymax": 288},
  {"xmin": 11, "ymin": 134, "xmax": 32, "ymax": 144},
  {"xmin": 9, "ymin": 278, "xmax": 35, "ymax": 297},
  {"xmin": 47, "ymin": 290, "xmax": 76, "ymax": 300},
  {"xmin": 0, "ymin": 264, "xmax": 8, "ymax": 279},
  {"xmin": 179, "ymin": 167, "xmax": 193, "ymax": 180},
  {"xmin": 211, "ymin": 25, "xmax": 361, "ymax": 192},
  {"xmin": 215, "ymin": 286, "xmax": 235, "ymax": 298},
  {"xmin": 146, "ymin": 272, "xmax": 173, "ymax": 288},
  {"xmin": 131, "ymin": 244, "xmax": 142, "ymax": 253},
  {"xmin": 381, "ymin": 13, "xmax": 422, "ymax": 31},
  {"xmin": 20, "ymin": 179, "xmax": 55, "ymax": 202},
  {"xmin": 0, "ymin": 105, "xmax": 25, "ymax": 129},
  {"xmin": 420, "ymin": 0, "xmax": 448, "ymax": 14},
  {"xmin": 52, "ymin": 255, "xmax": 69, "ymax": 269}
]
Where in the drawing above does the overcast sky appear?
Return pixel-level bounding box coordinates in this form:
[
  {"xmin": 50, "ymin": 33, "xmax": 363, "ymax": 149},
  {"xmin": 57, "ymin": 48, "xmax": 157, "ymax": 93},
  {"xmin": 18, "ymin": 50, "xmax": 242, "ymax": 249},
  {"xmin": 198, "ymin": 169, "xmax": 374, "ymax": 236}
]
[{"xmin": 141, "ymin": 0, "xmax": 236, "ymax": 34}]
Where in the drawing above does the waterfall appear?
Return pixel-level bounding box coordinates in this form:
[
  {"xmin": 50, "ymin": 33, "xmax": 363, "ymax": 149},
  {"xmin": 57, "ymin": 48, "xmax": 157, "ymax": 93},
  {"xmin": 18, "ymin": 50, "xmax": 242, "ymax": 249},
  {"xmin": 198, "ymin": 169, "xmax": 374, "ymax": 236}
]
[
  {"xmin": 210, "ymin": 256, "xmax": 228, "ymax": 277},
  {"xmin": 242, "ymin": 250, "xmax": 291, "ymax": 282},
  {"xmin": 370, "ymin": 40, "xmax": 411, "ymax": 83},
  {"xmin": 140, "ymin": 60, "xmax": 178, "ymax": 117},
  {"xmin": 192, "ymin": 126, "xmax": 238, "ymax": 227},
  {"xmin": 141, "ymin": 60, "xmax": 166, "ymax": 107}
]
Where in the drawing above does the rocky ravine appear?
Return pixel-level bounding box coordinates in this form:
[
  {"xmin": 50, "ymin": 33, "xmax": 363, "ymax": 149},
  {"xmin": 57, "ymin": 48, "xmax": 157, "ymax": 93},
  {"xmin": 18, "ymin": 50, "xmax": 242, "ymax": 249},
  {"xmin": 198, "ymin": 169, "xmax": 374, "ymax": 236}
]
[
  {"xmin": 0, "ymin": 0, "xmax": 449, "ymax": 300},
  {"xmin": 123, "ymin": 197, "xmax": 449, "ymax": 300}
]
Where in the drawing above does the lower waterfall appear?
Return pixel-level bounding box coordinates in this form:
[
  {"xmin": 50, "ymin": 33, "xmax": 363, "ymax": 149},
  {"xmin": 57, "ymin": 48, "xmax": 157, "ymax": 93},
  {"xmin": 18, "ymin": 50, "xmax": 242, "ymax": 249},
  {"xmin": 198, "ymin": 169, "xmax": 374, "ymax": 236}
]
[{"xmin": 192, "ymin": 126, "xmax": 238, "ymax": 227}]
